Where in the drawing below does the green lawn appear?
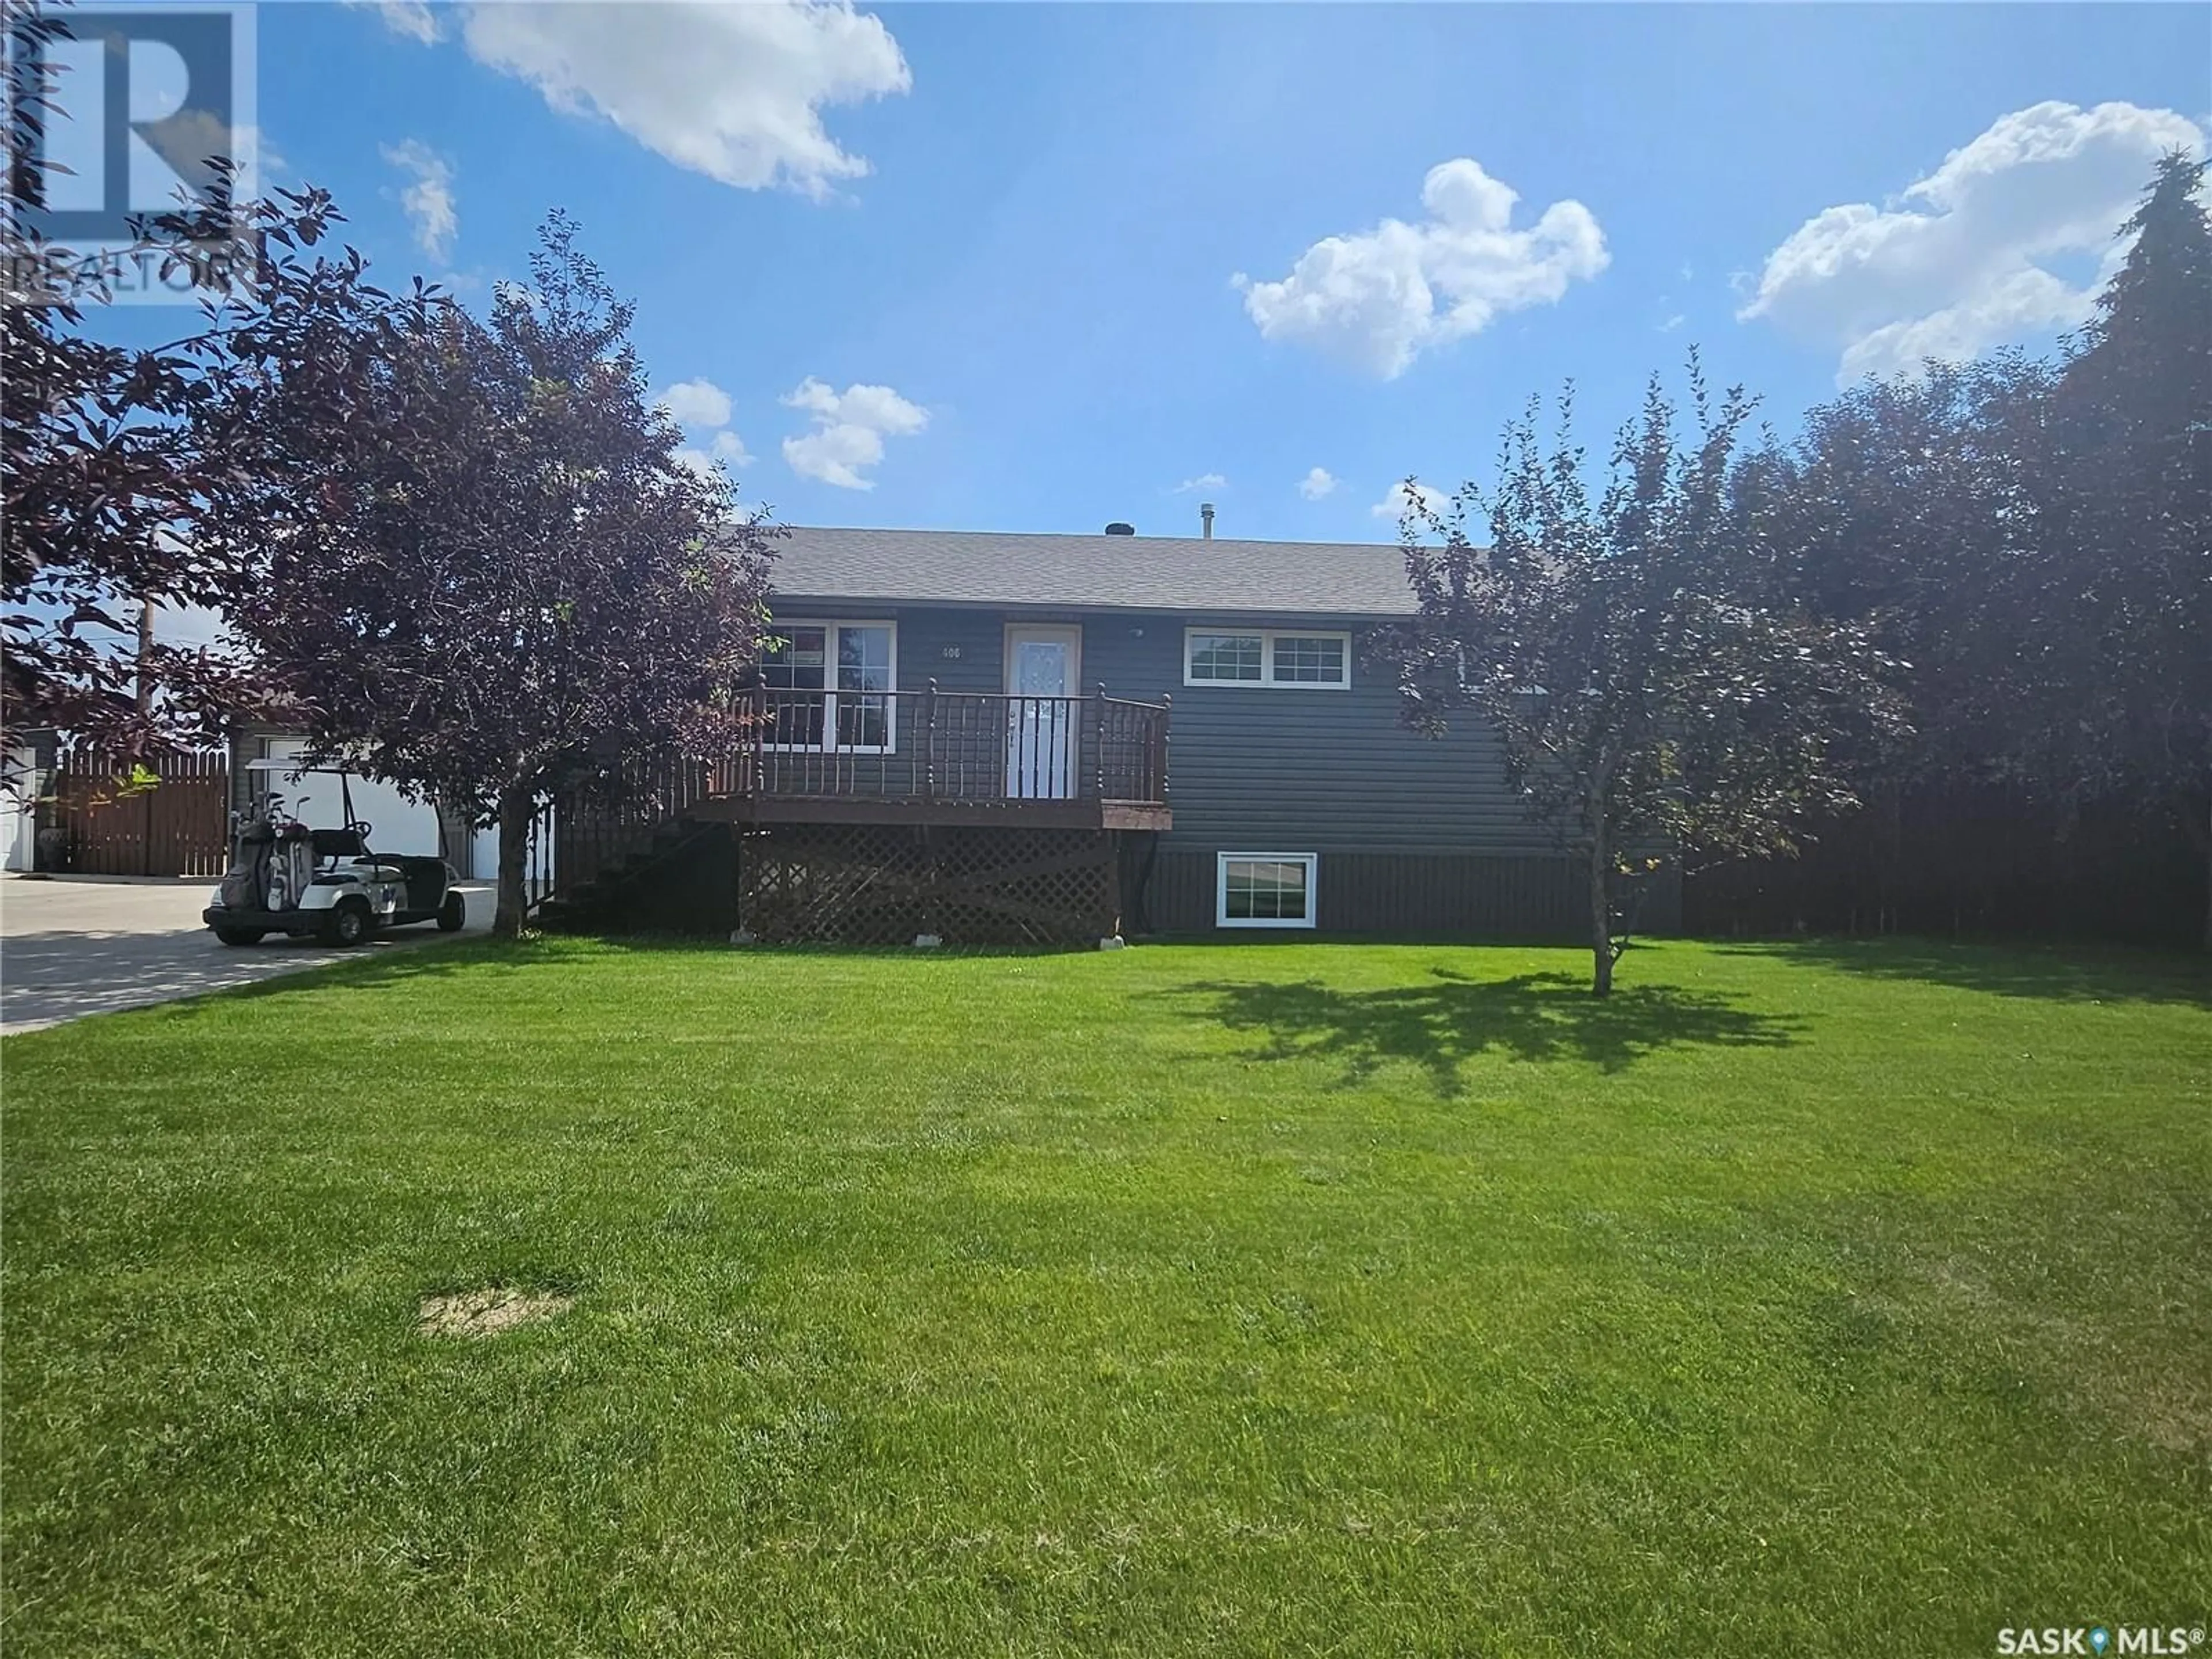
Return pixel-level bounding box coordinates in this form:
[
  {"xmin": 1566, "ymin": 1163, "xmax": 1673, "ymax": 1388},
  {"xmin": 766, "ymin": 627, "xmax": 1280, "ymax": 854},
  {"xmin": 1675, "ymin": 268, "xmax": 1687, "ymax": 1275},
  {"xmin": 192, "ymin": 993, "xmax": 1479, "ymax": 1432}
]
[{"xmin": 3, "ymin": 938, "xmax": 2207, "ymax": 1656}]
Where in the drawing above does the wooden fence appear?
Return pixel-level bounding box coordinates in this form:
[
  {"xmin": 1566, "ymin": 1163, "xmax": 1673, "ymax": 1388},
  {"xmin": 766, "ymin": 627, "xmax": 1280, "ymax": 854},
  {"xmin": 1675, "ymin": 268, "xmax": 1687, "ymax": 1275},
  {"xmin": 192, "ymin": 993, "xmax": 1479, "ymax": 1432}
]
[
  {"xmin": 1679, "ymin": 783, "xmax": 2207, "ymax": 948},
  {"xmin": 42, "ymin": 747, "xmax": 232, "ymax": 878}
]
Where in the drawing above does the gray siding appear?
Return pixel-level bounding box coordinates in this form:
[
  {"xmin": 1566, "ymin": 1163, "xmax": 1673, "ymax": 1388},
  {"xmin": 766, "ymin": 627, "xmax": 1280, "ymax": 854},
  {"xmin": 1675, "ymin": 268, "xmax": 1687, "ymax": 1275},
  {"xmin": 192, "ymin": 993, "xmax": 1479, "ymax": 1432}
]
[
  {"xmin": 1149, "ymin": 850, "xmax": 1568, "ymax": 937},
  {"xmin": 861, "ymin": 605, "xmax": 1007, "ymax": 696},
  {"xmin": 1090, "ymin": 615, "xmax": 1550, "ymax": 857},
  {"xmin": 768, "ymin": 600, "xmax": 1554, "ymax": 858},
  {"xmin": 1149, "ymin": 851, "xmax": 1679, "ymax": 941},
  {"xmin": 764, "ymin": 599, "xmax": 1619, "ymax": 937}
]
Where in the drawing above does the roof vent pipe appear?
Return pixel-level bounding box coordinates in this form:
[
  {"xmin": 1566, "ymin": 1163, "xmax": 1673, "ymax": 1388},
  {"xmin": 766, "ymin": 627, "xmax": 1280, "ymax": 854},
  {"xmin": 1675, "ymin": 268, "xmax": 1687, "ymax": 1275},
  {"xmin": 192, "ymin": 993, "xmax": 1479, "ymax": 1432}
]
[
  {"xmin": 1199, "ymin": 502, "xmax": 1215, "ymax": 539},
  {"xmin": 1104, "ymin": 521, "xmax": 1135, "ymax": 536}
]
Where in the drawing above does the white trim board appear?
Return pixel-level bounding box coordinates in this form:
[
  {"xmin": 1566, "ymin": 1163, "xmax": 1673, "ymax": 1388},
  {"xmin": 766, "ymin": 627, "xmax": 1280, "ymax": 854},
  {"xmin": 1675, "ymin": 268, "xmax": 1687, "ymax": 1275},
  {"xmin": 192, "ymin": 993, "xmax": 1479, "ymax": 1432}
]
[
  {"xmin": 762, "ymin": 618, "xmax": 900, "ymax": 755},
  {"xmin": 1183, "ymin": 628, "xmax": 1353, "ymax": 690},
  {"xmin": 1215, "ymin": 851, "xmax": 1319, "ymax": 929}
]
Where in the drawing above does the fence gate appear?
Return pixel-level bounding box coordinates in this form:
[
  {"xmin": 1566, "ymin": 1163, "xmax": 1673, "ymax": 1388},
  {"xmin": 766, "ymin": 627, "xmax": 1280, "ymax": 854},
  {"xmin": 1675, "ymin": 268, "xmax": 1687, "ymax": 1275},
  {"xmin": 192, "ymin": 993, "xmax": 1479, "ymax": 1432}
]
[{"xmin": 45, "ymin": 747, "xmax": 232, "ymax": 877}]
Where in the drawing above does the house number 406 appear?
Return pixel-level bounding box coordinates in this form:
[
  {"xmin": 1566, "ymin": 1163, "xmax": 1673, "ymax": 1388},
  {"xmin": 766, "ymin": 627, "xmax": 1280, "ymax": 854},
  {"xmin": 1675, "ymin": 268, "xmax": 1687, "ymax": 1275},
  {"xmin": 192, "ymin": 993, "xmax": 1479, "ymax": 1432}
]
[{"xmin": 941, "ymin": 646, "xmax": 962, "ymax": 658}]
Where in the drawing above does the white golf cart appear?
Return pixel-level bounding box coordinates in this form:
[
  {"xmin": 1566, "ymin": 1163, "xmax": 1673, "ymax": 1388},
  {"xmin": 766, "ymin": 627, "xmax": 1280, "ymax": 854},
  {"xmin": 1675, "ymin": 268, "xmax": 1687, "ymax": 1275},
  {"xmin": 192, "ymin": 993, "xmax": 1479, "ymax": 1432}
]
[{"xmin": 203, "ymin": 761, "xmax": 466, "ymax": 946}]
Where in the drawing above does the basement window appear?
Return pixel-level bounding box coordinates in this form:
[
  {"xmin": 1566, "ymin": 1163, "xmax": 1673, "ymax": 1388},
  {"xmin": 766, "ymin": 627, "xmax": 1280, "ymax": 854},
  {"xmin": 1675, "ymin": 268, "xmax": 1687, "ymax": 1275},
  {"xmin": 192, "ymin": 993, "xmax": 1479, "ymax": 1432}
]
[
  {"xmin": 1184, "ymin": 629, "xmax": 1351, "ymax": 689},
  {"xmin": 1216, "ymin": 853, "xmax": 1318, "ymax": 929}
]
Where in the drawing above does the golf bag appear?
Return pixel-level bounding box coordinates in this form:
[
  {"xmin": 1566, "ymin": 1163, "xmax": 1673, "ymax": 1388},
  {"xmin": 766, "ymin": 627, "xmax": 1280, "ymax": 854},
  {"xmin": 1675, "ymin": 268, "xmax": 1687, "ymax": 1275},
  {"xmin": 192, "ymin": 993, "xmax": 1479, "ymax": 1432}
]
[{"xmin": 218, "ymin": 809, "xmax": 314, "ymax": 912}]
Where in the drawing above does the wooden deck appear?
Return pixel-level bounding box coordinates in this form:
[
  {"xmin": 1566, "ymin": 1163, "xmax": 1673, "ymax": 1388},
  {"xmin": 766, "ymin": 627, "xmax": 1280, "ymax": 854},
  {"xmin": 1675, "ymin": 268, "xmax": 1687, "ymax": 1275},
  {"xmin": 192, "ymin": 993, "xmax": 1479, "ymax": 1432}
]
[
  {"xmin": 695, "ymin": 684, "xmax": 1171, "ymax": 830},
  {"xmin": 702, "ymin": 794, "xmax": 1171, "ymax": 832},
  {"xmin": 732, "ymin": 684, "xmax": 1167, "ymax": 823},
  {"xmin": 541, "ymin": 688, "xmax": 1171, "ymax": 906}
]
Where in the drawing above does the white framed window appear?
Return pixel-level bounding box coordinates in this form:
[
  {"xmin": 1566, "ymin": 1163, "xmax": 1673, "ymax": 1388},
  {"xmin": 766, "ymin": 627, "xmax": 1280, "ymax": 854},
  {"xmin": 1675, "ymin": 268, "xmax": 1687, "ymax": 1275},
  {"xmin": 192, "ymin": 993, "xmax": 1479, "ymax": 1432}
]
[
  {"xmin": 1183, "ymin": 628, "xmax": 1351, "ymax": 690},
  {"xmin": 1216, "ymin": 852, "xmax": 1318, "ymax": 929},
  {"xmin": 1185, "ymin": 631, "xmax": 1264, "ymax": 684},
  {"xmin": 762, "ymin": 620, "xmax": 898, "ymax": 753}
]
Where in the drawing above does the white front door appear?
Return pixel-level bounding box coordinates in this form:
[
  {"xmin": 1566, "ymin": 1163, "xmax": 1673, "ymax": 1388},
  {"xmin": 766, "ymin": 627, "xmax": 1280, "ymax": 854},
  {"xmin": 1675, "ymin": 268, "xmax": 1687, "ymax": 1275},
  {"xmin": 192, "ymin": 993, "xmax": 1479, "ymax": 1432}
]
[{"xmin": 1005, "ymin": 625, "xmax": 1081, "ymax": 800}]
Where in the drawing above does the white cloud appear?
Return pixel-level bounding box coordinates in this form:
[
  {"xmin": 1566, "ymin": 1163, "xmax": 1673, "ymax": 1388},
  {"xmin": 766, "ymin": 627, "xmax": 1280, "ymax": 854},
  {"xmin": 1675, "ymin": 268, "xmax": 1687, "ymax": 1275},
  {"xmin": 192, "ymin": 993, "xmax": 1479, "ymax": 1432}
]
[
  {"xmin": 1741, "ymin": 100, "xmax": 2206, "ymax": 384},
  {"xmin": 779, "ymin": 376, "xmax": 926, "ymax": 490},
  {"xmin": 1297, "ymin": 467, "xmax": 1338, "ymax": 501},
  {"xmin": 351, "ymin": 0, "xmax": 440, "ymax": 44},
  {"xmin": 1832, "ymin": 268, "xmax": 2095, "ymax": 384},
  {"xmin": 1372, "ymin": 480, "xmax": 1446, "ymax": 522},
  {"xmin": 1234, "ymin": 158, "xmax": 1609, "ymax": 378},
  {"xmin": 456, "ymin": 0, "xmax": 910, "ymax": 199},
  {"xmin": 145, "ymin": 109, "xmax": 282, "ymax": 193},
  {"xmin": 1173, "ymin": 472, "xmax": 1226, "ymax": 494},
  {"xmin": 1658, "ymin": 312, "xmax": 1687, "ymax": 334},
  {"xmin": 658, "ymin": 377, "xmax": 751, "ymax": 478},
  {"xmin": 151, "ymin": 600, "xmax": 230, "ymax": 653},
  {"xmin": 677, "ymin": 430, "xmax": 755, "ymax": 480},
  {"xmin": 657, "ymin": 377, "xmax": 734, "ymax": 430},
  {"xmin": 381, "ymin": 139, "xmax": 457, "ymax": 262}
]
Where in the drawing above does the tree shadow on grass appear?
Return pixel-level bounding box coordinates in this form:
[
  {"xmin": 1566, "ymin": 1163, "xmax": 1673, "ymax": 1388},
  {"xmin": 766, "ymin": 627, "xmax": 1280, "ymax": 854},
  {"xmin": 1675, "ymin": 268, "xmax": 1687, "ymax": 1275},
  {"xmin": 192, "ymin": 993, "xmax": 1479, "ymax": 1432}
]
[
  {"xmin": 109, "ymin": 933, "xmax": 1095, "ymax": 1032},
  {"xmin": 142, "ymin": 931, "xmax": 1099, "ymax": 1025},
  {"xmin": 1172, "ymin": 968, "xmax": 1805, "ymax": 1096},
  {"xmin": 588, "ymin": 934, "xmax": 1100, "ymax": 960},
  {"xmin": 1715, "ymin": 938, "xmax": 2210, "ymax": 1007},
  {"xmin": 105, "ymin": 935, "xmax": 554, "ymax": 1026}
]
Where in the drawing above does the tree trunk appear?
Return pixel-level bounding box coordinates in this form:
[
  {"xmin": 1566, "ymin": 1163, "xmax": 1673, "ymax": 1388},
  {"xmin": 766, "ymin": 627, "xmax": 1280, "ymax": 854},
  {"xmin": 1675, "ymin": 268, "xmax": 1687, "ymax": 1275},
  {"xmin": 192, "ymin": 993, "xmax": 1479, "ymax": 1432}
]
[
  {"xmin": 1584, "ymin": 755, "xmax": 1617, "ymax": 997},
  {"xmin": 1589, "ymin": 815, "xmax": 1614, "ymax": 998},
  {"xmin": 494, "ymin": 782, "xmax": 534, "ymax": 940}
]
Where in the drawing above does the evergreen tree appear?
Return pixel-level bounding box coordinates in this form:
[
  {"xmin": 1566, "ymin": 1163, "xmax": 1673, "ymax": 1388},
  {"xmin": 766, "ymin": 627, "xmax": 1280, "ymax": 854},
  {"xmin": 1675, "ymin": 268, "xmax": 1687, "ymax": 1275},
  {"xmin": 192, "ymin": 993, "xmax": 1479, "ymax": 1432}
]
[{"xmin": 2047, "ymin": 152, "xmax": 2212, "ymax": 943}]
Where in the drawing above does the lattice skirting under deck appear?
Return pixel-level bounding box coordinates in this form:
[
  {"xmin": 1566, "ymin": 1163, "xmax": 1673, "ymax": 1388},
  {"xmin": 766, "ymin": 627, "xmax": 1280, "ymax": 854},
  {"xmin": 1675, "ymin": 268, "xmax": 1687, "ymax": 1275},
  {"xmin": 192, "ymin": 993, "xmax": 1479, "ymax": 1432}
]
[{"xmin": 737, "ymin": 824, "xmax": 1122, "ymax": 946}]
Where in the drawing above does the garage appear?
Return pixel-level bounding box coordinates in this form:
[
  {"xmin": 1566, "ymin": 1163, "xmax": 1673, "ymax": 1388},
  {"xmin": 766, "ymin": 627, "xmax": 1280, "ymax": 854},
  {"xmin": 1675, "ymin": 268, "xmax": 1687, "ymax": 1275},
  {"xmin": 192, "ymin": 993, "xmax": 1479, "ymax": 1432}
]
[{"xmin": 255, "ymin": 738, "xmax": 445, "ymax": 858}]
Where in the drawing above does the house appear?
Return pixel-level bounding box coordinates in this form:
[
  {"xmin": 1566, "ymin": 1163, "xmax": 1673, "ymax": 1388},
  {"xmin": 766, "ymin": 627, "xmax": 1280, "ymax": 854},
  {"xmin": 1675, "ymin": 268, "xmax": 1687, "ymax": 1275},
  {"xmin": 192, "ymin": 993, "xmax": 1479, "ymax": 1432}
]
[{"xmin": 546, "ymin": 520, "xmax": 1679, "ymax": 945}]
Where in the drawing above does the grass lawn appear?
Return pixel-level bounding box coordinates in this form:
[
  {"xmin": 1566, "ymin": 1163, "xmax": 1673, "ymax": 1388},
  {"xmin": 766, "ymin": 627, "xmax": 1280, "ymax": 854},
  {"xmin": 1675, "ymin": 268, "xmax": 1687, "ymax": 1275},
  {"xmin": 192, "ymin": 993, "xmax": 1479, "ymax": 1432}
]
[{"xmin": 3, "ymin": 937, "xmax": 2207, "ymax": 1656}]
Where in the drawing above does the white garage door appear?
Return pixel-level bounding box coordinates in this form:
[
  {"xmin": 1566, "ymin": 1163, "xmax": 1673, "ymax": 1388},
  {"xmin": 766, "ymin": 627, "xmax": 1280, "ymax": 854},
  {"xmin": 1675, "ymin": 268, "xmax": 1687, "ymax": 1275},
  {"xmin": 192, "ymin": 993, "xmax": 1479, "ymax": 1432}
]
[
  {"xmin": 3, "ymin": 744, "xmax": 38, "ymax": 871},
  {"xmin": 472, "ymin": 824, "xmax": 501, "ymax": 883},
  {"xmin": 259, "ymin": 740, "xmax": 444, "ymax": 858}
]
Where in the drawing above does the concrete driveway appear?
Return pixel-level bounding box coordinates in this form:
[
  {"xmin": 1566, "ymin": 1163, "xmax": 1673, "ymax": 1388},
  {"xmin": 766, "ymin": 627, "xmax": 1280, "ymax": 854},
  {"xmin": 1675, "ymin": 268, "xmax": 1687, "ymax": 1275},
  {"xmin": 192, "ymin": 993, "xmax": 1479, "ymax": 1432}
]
[{"xmin": 0, "ymin": 874, "xmax": 493, "ymax": 1035}]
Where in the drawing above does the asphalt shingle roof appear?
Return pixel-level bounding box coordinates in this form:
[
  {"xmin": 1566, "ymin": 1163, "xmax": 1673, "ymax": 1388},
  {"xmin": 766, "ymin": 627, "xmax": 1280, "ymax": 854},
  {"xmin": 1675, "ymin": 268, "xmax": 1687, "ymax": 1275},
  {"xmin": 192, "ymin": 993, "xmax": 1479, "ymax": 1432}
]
[{"xmin": 767, "ymin": 527, "xmax": 1418, "ymax": 617}]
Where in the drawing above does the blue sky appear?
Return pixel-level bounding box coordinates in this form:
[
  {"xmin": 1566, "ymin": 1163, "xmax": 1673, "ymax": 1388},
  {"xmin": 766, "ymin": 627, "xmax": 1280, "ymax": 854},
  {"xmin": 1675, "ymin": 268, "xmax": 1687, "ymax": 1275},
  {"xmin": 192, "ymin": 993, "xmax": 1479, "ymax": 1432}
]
[{"xmin": 150, "ymin": 3, "xmax": 2212, "ymax": 539}]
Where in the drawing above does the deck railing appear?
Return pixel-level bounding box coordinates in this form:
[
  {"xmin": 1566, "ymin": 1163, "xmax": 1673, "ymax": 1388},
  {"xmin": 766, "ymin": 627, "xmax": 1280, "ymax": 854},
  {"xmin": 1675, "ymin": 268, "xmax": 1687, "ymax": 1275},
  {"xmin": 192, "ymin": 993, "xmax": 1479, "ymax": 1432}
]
[
  {"xmin": 533, "ymin": 687, "xmax": 1172, "ymax": 905},
  {"xmin": 726, "ymin": 684, "xmax": 1170, "ymax": 806}
]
